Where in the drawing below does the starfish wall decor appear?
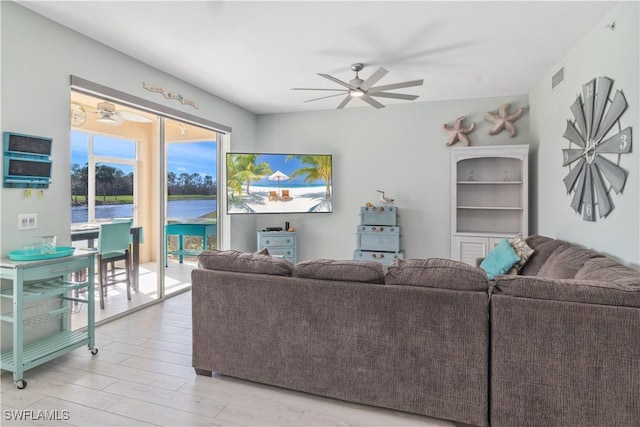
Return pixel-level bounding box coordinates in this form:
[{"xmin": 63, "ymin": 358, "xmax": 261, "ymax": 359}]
[
  {"xmin": 443, "ymin": 116, "xmax": 476, "ymax": 146},
  {"xmin": 485, "ymin": 103, "xmax": 524, "ymax": 137}
]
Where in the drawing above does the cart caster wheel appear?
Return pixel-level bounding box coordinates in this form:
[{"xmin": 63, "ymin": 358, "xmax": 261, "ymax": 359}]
[
  {"xmin": 90, "ymin": 348, "xmax": 99, "ymax": 355},
  {"xmin": 16, "ymin": 379, "xmax": 27, "ymax": 389}
]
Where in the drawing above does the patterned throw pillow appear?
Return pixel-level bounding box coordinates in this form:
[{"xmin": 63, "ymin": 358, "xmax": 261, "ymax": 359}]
[{"xmin": 508, "ymin": 234, "xmax": 535, "ymax": 274}]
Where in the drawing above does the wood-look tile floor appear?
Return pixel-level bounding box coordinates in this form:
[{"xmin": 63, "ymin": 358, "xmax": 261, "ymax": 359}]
[{"xmin": 1, "ymin": 291, "xmax": 454, "ymax": 427}]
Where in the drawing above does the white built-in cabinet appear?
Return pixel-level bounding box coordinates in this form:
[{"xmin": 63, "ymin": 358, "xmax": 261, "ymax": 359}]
[{"xmin": 451, "ymin": 145, "xmax": 529, "ymax": 266}]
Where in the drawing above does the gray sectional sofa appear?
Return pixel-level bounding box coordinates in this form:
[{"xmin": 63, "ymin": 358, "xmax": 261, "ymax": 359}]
[
  {"xmin": 490, "ymin": 235, "xmax": 640, "ymax": 427},
  {"xmin": 192, "ymin": 252, "xmax": 490, "ymax": 427},
  {"xmin": 191, "ymin": 235, "xmax": 640, "ymax": 427}
]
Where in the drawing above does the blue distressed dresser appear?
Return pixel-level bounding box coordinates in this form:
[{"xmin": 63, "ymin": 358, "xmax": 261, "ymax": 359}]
[
  {"xmin": 257, "ymin": 231, "xmax": 297, "ymax": 264},
  {"xmin": 353, "ymin": 205, "xmax": 404, "ymax": 265}
]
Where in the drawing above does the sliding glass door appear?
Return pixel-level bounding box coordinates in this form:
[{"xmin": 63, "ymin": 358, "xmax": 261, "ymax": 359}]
[
  {"xmin": 163, "ymin": 118, "xmax": 218, "ymax": 297},
  {"xmin": 70, "ymin": 90, "xmax": 221, "ymax": 326}
]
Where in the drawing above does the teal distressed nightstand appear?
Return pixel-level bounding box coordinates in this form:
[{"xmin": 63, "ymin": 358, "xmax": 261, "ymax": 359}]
[{"xmin": 257, "ymin": 231, "xmax": 297, "ymax": 264}]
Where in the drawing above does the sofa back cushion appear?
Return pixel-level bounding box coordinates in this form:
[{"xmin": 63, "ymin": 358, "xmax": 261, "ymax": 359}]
[
  {"xmin": 198, "ymin": 249, "xmax": 293, "ymax": 276},
  {"xmin": 385, "ymin": 258, "xmax": 488, "ymax": 291},
  {"xmin": 536, "ymin": 244, "xmax": 604, "ymax": 279},
  {"xmin": 494, "ymin": 275, "xmax": 640, "ymax": 308},
  {"xmin": 292, "ymin": 259, "xmax": 385, "ymax": 284},
  {"xmin": 575, "ymin": 257, "xmax": 640, "ymax": 286},
  {"xmin": 519, "ymin": 235, "xmax": 567, "ymax": 276}
]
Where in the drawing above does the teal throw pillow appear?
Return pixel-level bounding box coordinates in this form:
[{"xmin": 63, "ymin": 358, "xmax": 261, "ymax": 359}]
[{"xmin": 480, "ymin": 238, "xmax": 521, "ymax": 280}]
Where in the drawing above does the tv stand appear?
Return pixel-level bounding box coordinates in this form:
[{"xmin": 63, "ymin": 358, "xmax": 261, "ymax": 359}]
[{"xmin": 257, "ymin": 231, "xmax": 297, "ymax": 264}]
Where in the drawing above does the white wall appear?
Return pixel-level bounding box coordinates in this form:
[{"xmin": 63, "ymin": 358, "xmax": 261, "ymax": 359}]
[
  {"xmin": 530, "ymin": 1, "xmax": 639, "ymax": 268},
  {"xmin": 0, "ymin": 2, "xmax": 258, "ymax": 254},
  {"xmin": 256, "ymin": 95, "xmax": 530, "ymax": 261}
]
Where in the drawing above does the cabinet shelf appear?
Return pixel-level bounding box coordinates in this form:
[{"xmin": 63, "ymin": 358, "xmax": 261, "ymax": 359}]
[
  {"xmin": 457, "ymin": 206, "xmax": 523, "ymax": 210},
  {"xmin": 457, "ymin": 181, "xmax": 522, "ymax": 185},
  {"xmin": 1, "ymin": 279, "xmax": 88, "ymax": 302},
  {"xmin": 0, "ymin": 331, "xmax": 90, "ymax": 370}
]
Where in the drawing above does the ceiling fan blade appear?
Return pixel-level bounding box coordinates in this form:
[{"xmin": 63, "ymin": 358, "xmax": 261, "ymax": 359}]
[
  {"xmin": 291, "ymin": 88, "xmax": 348, "ymax": 92},
  {"xmin": 97, "ymin": 113, "xmax": 123, "ymax": 126},
  {"xmin": 368, "ymin": 79, "xmax": 424, "ymax": 94},
  {"xmin": 359, "ymin": 67, "xmax": 388, "ymax": 91},
  {"xmin": 304, "ymin": 93, "xmax": 348, "ymax": 103},
  {"xmin": 360, "ymin": 94, "xmax": 385, "ymax": 109},
  {"xmin": 336, "ymin": 95, "xmax": 352, "ymax": 109},
  {"xmin": 118, "ymin": 110, "xmax": 153, "ymax": 123},
  {"xmin": 369, "ymin": 92, "xmax": 419, "ymax": 100},
  {"xmin": 318, "ymin": 73, "xmax": 356, "ymax": 90}
]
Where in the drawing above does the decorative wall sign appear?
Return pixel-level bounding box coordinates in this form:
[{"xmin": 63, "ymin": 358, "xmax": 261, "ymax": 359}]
[
  {"xmin": 485, "ymin": 103, "xmax": 524, "ymax": 137},
  {"xmin": 443, "ymin": 116, "xmax": 476, "ymax": 146},
  {"xmin": 143, "ymin": 82, "xmax": 198, "ymax": 109},
  {"xmin": 562, "ymin": 76, "xmax": 632, "ymax": 221}
]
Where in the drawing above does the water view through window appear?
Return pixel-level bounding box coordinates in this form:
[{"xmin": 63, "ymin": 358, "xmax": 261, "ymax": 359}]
[{"xmin": 71, "ymin": 131, "xmax": 217, "ymax": 222}]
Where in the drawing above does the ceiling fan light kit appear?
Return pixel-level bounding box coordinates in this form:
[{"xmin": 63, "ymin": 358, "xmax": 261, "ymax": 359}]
[
  {"xmin": 92, "ymin": 101, "xmax": 153, "ymax": 125},
  {"xmin": 293, "ymin": 63, "xmax": 423, "ymax": 109},
  {"xmin": 97, "ymin": 101, "xmax": 116, "ymax": 112}
]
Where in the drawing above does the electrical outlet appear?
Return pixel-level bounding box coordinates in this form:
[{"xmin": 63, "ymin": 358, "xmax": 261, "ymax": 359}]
[{"xmin": 18, "ymin": 213, "xmax": 38, "ymax": 231}]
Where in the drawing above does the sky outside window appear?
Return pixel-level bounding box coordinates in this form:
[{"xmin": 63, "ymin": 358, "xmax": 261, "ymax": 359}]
[
  {"xmin": 72, "ymin": 131, "xmax": 216, "ymax": 177},
  {"xmin": 167, "ymin": 141, "xmax": 216, "ymax": 178},
  {"xmin": 93, "ymin": 135, "xmax": 136, "ymax": 159}
]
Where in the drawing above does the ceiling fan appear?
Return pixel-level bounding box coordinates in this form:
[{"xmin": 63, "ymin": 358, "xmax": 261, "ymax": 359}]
[
  {"xmin": 292, "ymin": 63, "xmax": 423, "ymax": 109},
  {"xmin": 93, "ymin": 101, "xmax": 153, "ymax": 125}
]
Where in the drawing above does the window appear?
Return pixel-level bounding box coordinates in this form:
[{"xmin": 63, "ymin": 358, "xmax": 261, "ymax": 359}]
[{"xmin": 71, "ymin": 131, "xmax": 137, "ymax": 223}]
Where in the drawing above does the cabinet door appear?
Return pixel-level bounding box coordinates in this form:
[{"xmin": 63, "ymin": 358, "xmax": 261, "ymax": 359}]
[
  {"xmin": 452, "ymin": 236, "xmax": 490, "ymax": 266},
  {"xmin": 489, "ymin": 237, "xmax": 506, "ymax": 251}
]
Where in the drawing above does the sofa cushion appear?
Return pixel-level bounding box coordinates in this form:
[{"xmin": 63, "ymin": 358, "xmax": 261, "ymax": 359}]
[
  {"xmin": 575, "ymin": 257, "xmax": 640, "ymax": 286},
  {"xmin": 536, "ymin": 244, "xmax": 603, "ymax": 279},
  {"xmin": 480, "ymin": 238, "xmax": 521, "ymax": 280},
  {"xmin": 292, "ymin": 259, "xmax": 385, "ymax": 284},
  {"xmin": 493, "ymin": 275, "xmax": 640, "ymax": 308},
  {"xmin": 385, "ymin": 258, "xmax": 489, "ymax": 291},
  {"xmin": 519, "ymin": 235, "xmax": 567, "ymax": 276},
  {"xmin": 198, "ymin": 249, "xmax": 293, "ymax": 276}
]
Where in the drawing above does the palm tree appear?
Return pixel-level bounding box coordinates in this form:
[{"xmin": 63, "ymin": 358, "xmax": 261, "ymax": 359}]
[
  {"xmin": 286, "ymin": 155, "xmax": 332, "ymax": 199},
  {"xmin": 226, "ymin": 154, "xmax": 272, "ymax": 196}
]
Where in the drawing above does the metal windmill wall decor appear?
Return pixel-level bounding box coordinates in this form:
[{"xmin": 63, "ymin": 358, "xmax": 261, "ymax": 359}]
[{"xmin": 562, "ymin": 76, "xmax": 632, "ymax": 221}]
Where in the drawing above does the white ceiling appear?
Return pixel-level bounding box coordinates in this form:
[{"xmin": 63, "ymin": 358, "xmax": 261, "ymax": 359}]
[{"xmin": 19, "ymin": 1, "xmax": 617, "ymax": 115}]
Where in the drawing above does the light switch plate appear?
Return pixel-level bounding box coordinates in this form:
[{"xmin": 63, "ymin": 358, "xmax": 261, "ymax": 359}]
[{"xmin": 18, "ymin": 213, "xmax": 37, "ymax": 230}]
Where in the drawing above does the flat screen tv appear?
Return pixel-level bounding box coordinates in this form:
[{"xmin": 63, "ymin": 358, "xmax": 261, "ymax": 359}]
[{"xmin": 226, "ymin": 153, "xmax": 332, "ymax": 214}]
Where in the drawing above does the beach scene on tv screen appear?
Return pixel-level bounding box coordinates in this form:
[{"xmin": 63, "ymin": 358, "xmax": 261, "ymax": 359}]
[{"xmin": 226, "ymin": 153, "xmax": 332, "ymax": 214}]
